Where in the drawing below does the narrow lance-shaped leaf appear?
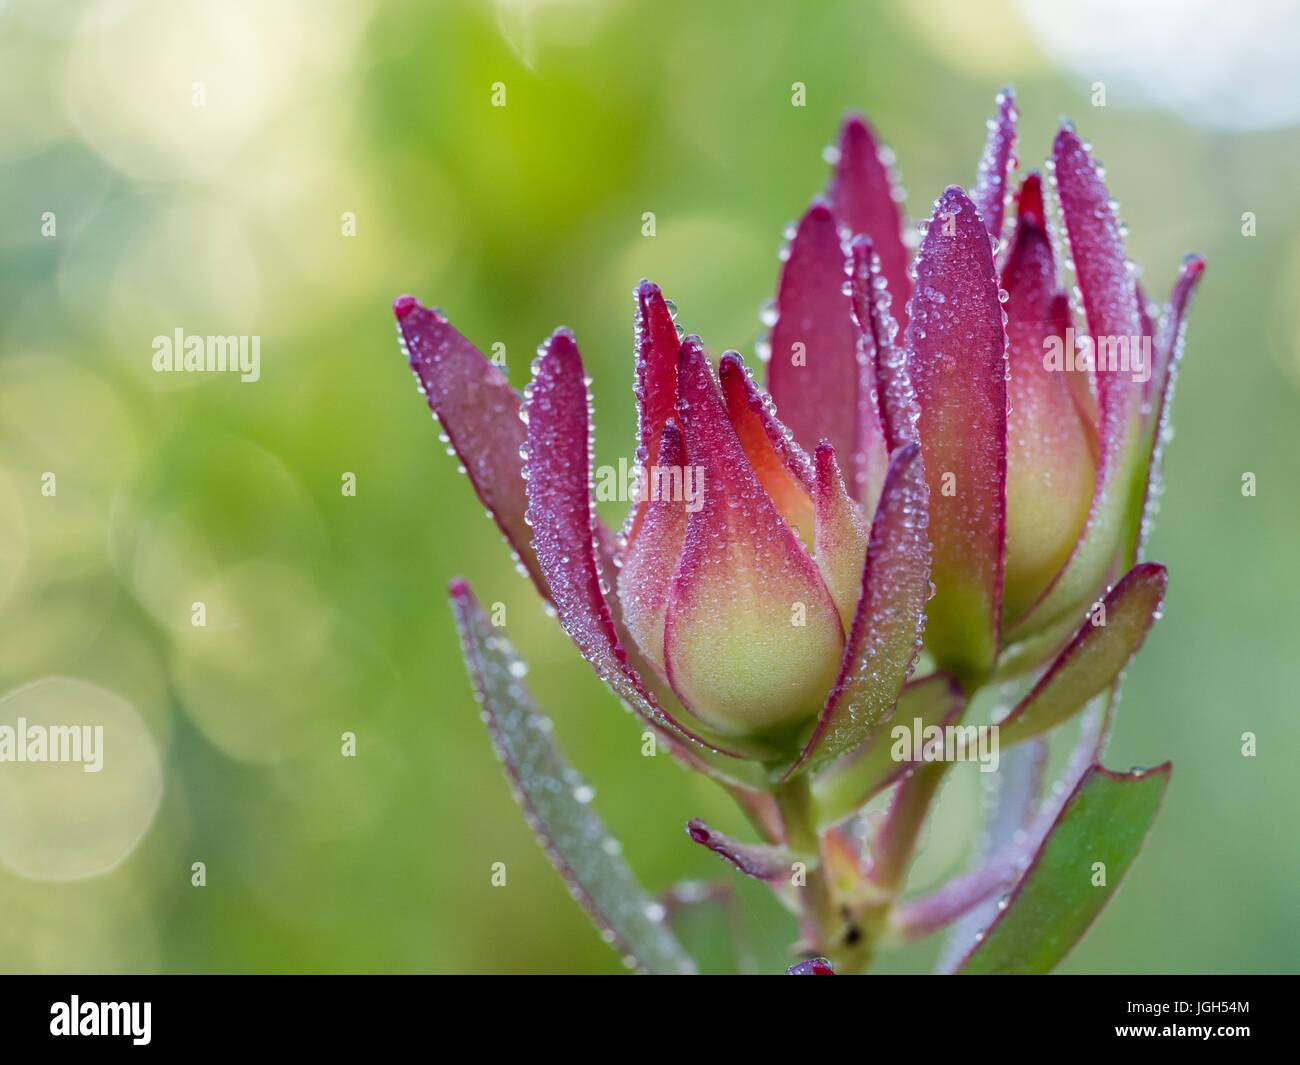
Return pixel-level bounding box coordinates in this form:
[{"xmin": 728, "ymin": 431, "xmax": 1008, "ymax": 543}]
[
  {"xmin": 998, "ymin": 563, "xmax": 1167, "ymax": 748},
  {"xmin": 828, "ymin": 113, "xmax": 912, "ymax": 333},
  {"xmin": 971, "ymin": 87, "xmax": 1019, "ymax": 248},
  {"xmin": 626, "ymin": 279, "xmax": 683, "ymax": 544},
  {"xmin": 785, "ymin": 442, "xmax": 930, "ymax": 778},
  {"xmin": 449, "ymin": 579, "xmax": 697, "ymax": 975},
  {"xmin": 848, "ymin": 236, "xmax": 918, "ymax": 454},
  {"xmin": 394, "ymin": 296, "xmax": 548, "ymax": 598},
  {"xmin": 1129, "ymin": 255, "xmax": 1205, "ymax": 567},
  {"xmin": 906, "ymin": 186, "xmax": 1008, "ymax": 685},
  {"xmin": 955, "ymin": 762, "xmax": 1171, "ymax": 974},
  {"xmin": 685, "ymin": 819, "xmax": 793, "ymax": 882}
]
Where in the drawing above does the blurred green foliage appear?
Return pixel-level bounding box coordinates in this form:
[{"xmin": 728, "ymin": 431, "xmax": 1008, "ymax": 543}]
[{"xmin": 0, "ymin": 0, "xmax": 1296, "ymax": 973}]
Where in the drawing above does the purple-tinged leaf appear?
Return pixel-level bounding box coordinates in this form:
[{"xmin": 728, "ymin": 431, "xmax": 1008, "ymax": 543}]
[
  {"xmin": 848, "ymin": 237, "xmax": 919, "ymax": 456},
  {"xmin": 627, "ymin": 280, "xmax": 683, "ymax": 545},
  {"xmin": 448, "ymin": 579, "xmax": 697, "ymax": 975},
  {"xmin": 954, "ymin": 762, "xmax": 1171, "ymax": 974},
  {"xmin": 785, "ymin": 443, "xmax": 931, "ymax": 779},
  {"xmin": 685, "ymin": 818, "xmax": 793, "ymax": 881},
  {"xmin": 1052, "ymin": 125, "xmax": 1144, "ymax": 375},
  {"xmin": 766, "ymin": 201, "xmax": 865, "ymax": 493},
  {"xmin": 394, "ymin": 296, "xmax": 547, "ymax": 597},
  {"xmin": 634, "ymin": 279, "xmax": 683, "ymax": 466},
  {"xmin": 828, "ymin": 113, "xmax": 912, "ymax": 332},
  {"xmin": 1129, "ymin": 254, "xmax": 1205, "ymax": 566},
  {"xmin": 786, "ymin": 957, "xmax": 835, "ymax": 975},
  {"xmin": 718, "ymin": 351, "xmax": 815, "ymax": 538},
  {"xmin": 906, "ymin": 186, "xmax": 1008, "ymax": 684},
  {"xmin": 811, "ymin": 674, "xmax": 962, "ymax": 827},
  {"xmin": 523, "ymin": 329, "xmax": 739, "ymax": 756},
  {"xmin": 999, "ymin": 563, "xmax": 1167, "ymax": 747},
  {"xmin": 1008, "ymin": 127, "xmax": 1146, "ymax": 639},
  {"xmin": 971, "ymin": 87, "xmax": 1019, "ymax": 248},
  {"xmin": 1150, "ymin": 254, "xmax": 1204, "ymax": 404}
]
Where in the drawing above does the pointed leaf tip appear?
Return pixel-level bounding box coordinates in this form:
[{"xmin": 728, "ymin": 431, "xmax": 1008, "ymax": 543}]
[
  {"xmin": 828, "ymin": 112, "xmax": 912, "ymax": 332},
  {"xmin": 999, "ymin": 562, "xmax": 1168, "ymax": 747},
  {"xmin": 1016, "ymin": 171, "xmax": 1044, "ymax": 227},
  {"xmin": 972, "ymin": 88, "xmax": 1019, "ymax": 244},
  {"xmin": 849, "ymin": 235, "xmax": 918, "ymax": 459},
  {"xmin": 685, "ymin": 818, "xmax": 792, "ymax": 881},
  {"xmin": 396, "ymin": 296, "xmax": 549, "ymax": 598},
  {"xmin": 766, "ymin": 200, "xmax": 862, "ymax": 489},
  {"xmin": 1052, "ymin": 125, "xmax": 1142, "ymax": 346}
]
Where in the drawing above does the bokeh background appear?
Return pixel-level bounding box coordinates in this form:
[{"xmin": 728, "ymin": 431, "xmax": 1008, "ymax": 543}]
[{"xmin": 1, "ymin": 0, "xmax": 1297, "ymax": 974}]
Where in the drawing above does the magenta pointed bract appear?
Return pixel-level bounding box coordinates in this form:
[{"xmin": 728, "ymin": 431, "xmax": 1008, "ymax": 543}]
[
  {"xmin": 828, "ymin": 113, "xmax": 912, "ymax": 333},
  {"xmin": 906, "ymin": 186, "xmax": 1008, "ymax": 684},
  {"xmin": 628, "ymin": 280, "xmax": 683, "ymax": 543},
  {"xmin": 767, "ymin": 201, "xmax": 865, "ymax": 495},
  {"xmin": 395, "ymin": 297, "xmax": 548, "ymax": 597},
  {"xmin": 971, "ymin": 88, "xmax": 1019, "ymax": 246},
  {"xmin": 1052, "ymin": 125, "xmax": 1145, "ymax": 467},
  {"xmin": 848, "ymin": 236, "xmax": 919, "ymax": 456}
]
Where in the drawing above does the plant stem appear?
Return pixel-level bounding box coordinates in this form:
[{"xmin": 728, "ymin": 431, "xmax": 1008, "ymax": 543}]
[
  {"xmin": 773, "ymin": 775, "xmax": 835, "ymax": 944},
  {"xmin": 772, "ymin": 775, "xmax": 883, "ymax": 972}
]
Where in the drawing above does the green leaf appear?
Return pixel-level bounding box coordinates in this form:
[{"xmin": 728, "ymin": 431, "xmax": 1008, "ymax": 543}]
[
  {"xmin": 955, "ymin": 762, "xmax": 1170, "ymax": 974},
  {"xmin": 998, "ymin": 563, "xmax": 1167, "ymax": 748},
  {"xmin": 810, "ymin": 674, "xmax": 962, "ymax": 827},
  {"xmin": 449, "ymin": 579, "xmax": 697, "ymax": 975}
]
